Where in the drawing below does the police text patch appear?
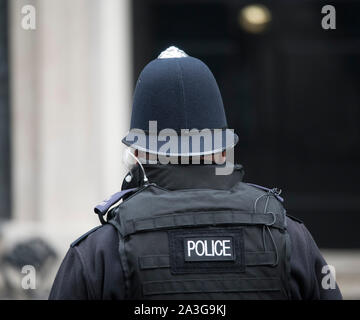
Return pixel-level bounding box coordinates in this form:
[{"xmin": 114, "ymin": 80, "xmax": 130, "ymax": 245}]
[
  {"xmin": 168, "ymin": 228, "xmax": 245, "ymax": 274},
  {"xmin": 184, "ymin": 237, "xmax": 235, "ymax": 261}
]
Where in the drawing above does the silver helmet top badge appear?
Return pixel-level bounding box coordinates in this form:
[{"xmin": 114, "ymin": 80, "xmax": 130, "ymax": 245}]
[{"xmin": 158, "ymin": 46, "xmax": 188, "ymax": 59}]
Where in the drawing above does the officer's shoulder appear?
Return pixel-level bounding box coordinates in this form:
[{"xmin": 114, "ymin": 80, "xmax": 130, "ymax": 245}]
[
  {"xmin": 244, "ymin": 182, "xmax": 284, "ymax": 203},
  {"xmin": 70, "ymin": 224, "xmax": 115, "ymax": 248},
  {"xmin": 286, "ymin": 214, "xmax": 303, "ymax": 224}
]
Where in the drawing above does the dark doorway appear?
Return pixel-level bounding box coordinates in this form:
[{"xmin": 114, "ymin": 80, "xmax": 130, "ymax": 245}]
[{"xmin": 132, "ymin": 0, "xmax": 360, "ymax": 248}]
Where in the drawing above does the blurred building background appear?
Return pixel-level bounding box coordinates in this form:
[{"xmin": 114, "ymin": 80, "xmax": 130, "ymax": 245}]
[{"xmin": 0, "ymin": 0, "xmax": 359, "ymax": 299}]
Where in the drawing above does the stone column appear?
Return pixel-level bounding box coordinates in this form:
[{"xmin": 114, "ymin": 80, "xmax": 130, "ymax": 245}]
[{"xmin": 8, "ymin": 0, "xmax": 132, "ymax": 253}]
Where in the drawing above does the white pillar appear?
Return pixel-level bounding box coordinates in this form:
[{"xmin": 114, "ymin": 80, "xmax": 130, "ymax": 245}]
[
  {"xmin": 93, "ymin": 0, "xmax": 132, "ymax": 199},
  {"xmin": 8, "ymin": 0, "xmax": 132, "ymax": 252},
  {"xmin": 10, "ymin": 0, "xmax": 40, "ymax": 222}
]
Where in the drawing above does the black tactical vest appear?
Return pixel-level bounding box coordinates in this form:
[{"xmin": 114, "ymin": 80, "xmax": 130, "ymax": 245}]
[{"xmin": 107, "ymin": 178, "xmax": 291, "ymax": 300}]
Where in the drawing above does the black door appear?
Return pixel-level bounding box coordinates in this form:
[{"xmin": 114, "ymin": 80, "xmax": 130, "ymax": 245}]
[{"xmin": 132, "ymin": 0, "xmax": 360, "ymax": 248}]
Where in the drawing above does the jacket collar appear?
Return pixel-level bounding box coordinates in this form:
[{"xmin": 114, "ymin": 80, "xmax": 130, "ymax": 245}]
[{"xmin": 121, "ymin": 164, "xmax": 245, "ymax": 191}]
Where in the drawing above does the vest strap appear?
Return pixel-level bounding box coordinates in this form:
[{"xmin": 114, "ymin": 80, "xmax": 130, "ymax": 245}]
[
  {"xmin": 139, "ymin": 251, "xmax": 277, "ymax": 270},
  {"xmin": 142, "ymin": 278, "xmax": 282, "ymax": 296},
  {"xmin": 123, "ymin": 211, "xmax": 285, "ymax": 236},
  {"xmin": 94, "ymin": 188, "xmax": 138, "ymax": 224}
]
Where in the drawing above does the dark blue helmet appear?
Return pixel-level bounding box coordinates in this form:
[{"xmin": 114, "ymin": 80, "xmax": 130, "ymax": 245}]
[{"xmin": 122, "ymin": 46, "xmax": 238, "ymax": 156}]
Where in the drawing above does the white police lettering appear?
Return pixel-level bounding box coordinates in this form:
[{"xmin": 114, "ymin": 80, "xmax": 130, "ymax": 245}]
[
  {"xmin": 223, "ymin": 240, "xmax": 231, "ymax": 256},
  {"xmin": 184, "ymin": 237, "xmax": 234, "ymax": 261}
]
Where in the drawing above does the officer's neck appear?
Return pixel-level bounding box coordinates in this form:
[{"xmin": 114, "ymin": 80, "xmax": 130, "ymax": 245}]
[{"xmin": 122, "ymin": 164, "xmax": 245, "ymax": 191}]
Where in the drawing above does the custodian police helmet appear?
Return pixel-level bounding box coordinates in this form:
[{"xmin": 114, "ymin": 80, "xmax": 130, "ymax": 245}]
[{"xmin": 122, "ymin": 46, "xmax": 238, "ymax": 156}]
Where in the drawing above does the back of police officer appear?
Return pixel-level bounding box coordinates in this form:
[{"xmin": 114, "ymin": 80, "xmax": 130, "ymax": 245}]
[{"xmin": 49, "ymin": 47, "xmax": 342, "ymax": 300}]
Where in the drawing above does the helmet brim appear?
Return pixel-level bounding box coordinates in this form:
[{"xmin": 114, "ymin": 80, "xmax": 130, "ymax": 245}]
[{"xmin": 121, "ymin": 128, "xmax": 239, "ymax": 157}]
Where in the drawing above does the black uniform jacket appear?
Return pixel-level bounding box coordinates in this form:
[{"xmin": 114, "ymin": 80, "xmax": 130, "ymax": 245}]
[{"xmin": 49, "ymin": 164, "xmax": 342, "ymax": 300}]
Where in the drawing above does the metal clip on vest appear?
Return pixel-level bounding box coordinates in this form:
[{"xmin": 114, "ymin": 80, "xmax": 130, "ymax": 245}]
[
  {"xmin": 94, "ymin": 188, "xmax": 139, "ymax": 225},
  {"xmin": 93, "ymin": 151, "xmax": 150, "ymax": 225}
]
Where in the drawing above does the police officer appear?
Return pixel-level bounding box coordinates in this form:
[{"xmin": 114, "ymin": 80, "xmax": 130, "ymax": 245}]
[{"xmin": 49, "ymin": 47, "xmax": 342, "ymax": 300}]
